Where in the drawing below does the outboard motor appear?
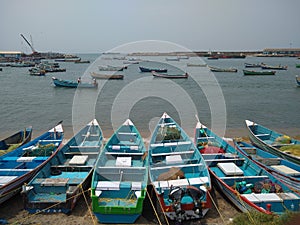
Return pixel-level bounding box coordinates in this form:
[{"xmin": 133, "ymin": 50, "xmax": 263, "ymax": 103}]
[
  {"xmin": 168, "ymin": 185, "xmax": 185, "ymax": 223},
  {"xmin": 186, "ymin": 186, "xmax": 205, "ymax": 218}
]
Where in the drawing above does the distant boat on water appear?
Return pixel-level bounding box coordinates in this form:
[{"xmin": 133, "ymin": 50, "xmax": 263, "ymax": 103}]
[
  {"xmin": 52, "ymin": 77, "xmax": 98, "ymax": 88},
  {"xmin": 139, "ymin": 66, "xmax": 167, "ymax": 73},
  {"xmin": 243, "ymin": 70, "xmax": 276, "ymax": 76},
  {"xmin": 90, "ymin": 72, "xmax": 124, "ymax": 80},
  {"xmin": 244, "ymin": 63, "xmax": 261, "ymax": 68},
  {"xmin": 261, "ymin": 63, "xmax": 288, "ymax": 70},
  {"xmin": 165, "ymin": 57, "xmax": 180, "ymax": 61},
  {"xmin": 187, "ymin": 63, "xmax": 207, "ymax": 67},
  {"xmin": 209, "ymin": 66, "xmax": 237, "ymax": 72},
  {"xmin": 152, "ymin": 71, "xmax": 188, "ymax": 79}
]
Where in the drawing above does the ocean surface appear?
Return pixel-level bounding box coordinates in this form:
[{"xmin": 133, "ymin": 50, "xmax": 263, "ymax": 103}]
[{"xmin": 0, "ymin": 54, "xmax": 299, "ymax": 140}]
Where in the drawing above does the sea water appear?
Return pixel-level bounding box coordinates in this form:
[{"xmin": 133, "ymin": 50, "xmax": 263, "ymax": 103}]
[{"xmin": 0, "ymin": 54, "xmax": 299, "ymax": 140}]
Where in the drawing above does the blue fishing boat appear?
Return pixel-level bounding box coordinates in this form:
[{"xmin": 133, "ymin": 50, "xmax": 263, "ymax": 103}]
[
  {"xmin": 91, "ymin": 119, "xmax": 148, "ymax": 224},
  {"xmin": 245, "ymin": 120, "xmax": 300, "ymax": 165},
  {"xmin": 195, "ymin": 121, "xmax": 300, "ymax": 214},
  {"xmin": 0, "ymin": 127, "xmax": 32, "ymax": 153},
  {"xmin": 234, "ymin": 141, "xmax": 300, "ymax": 192},
  {"xmin": 149, "ymin": 113, "xmax": 211, "ymax": 224},
  {"xmin": 22, "ymin": 119, "xmax": 103, "ymax": 214},
  {"xmin": 52, "ymin": 77, "xmax": 98, "ymax": 88},
  {"xmin": 0, "ymin": 123, "xmax": 64, "ymax": 205},
  {"xmin": 139, "ymin": 66, "xmax": 167, "ymax": 73}
]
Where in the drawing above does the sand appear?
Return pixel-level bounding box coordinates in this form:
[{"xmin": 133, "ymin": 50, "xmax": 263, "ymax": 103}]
[{"xmin": 0, "ymin": 186, "xmax": 240, "ymax": 225}]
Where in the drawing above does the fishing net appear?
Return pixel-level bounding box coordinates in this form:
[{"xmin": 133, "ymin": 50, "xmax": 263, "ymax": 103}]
[
  {"xmin": 156, "ymin": 126, "xmax": 181, "ymax": 142},
  {"xmin": 25, "ymin": 143, "xmax": 56, "ymax": 156}
]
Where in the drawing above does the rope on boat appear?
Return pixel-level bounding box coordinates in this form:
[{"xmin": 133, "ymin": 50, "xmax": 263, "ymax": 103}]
[
  {"xmin": 206, "ymin": 188, "xmax": 226, "ymax": 224},
  {"xmin": 80, "ymin": 185, "xmax": 97, "ymax": 225},
  {"xmin": 235, "ymin": 191, "xmax": 257, "ymax": 225},
  {"xmin": 146, "ymin": 186, "xmax": 164, "ymax": 225}
]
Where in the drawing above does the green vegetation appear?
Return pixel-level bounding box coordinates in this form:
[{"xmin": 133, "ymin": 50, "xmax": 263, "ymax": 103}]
[{"xmin": 229, "ymin": 210, "xmax": 300, "ymax": 225}]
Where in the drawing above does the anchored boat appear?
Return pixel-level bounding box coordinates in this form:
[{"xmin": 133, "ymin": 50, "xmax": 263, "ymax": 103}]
[
  {"xmin": 0, "ymin": 123, "xmax": 64, "ymax": 205},
  {"xmin": 149, "ymin": 113, "xmax": 211, "ymax": 224},
  {"xmin": 0, "ymin": 127, "xmax": 32, "ymax": 154},
  {"xmin": 234, "ymin": 141, "xmax": 300, "ymax": 192},
  {"xmin": 245, "ymin": 120, "xmax": 300, "ymax": 165},
  {"xmin": 91, "ymin": 119, "xmax": 148, "ymax": 224},
  {"xmin": 22, "ymin": 119, "xmax": 103, "ymax": 213},
  {"xmin": 195, "ymin": 121, "xmax": 300, "ymax": 214}
]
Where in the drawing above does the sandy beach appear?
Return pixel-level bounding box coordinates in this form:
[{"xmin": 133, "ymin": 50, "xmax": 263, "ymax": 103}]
[{"xmin": 0, "ymin": 186, "xmax": 240, "ymax": 225}]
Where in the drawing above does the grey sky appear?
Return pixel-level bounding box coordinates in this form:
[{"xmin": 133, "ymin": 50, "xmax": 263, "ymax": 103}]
[{"xmin": 1, "ymin": 0, "xmax": 299, "ymax": 53}]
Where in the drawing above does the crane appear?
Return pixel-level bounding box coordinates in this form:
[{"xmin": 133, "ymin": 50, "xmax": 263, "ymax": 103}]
[{"xmin": 20, "ymin": 34, "xmax": 38, "ymax": 54}]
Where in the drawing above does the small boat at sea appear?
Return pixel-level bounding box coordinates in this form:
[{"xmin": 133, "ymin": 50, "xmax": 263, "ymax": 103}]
[
  {"xmin": 261, "ymin": 63, "xmax": 288, "ymax": 70},
  {"xmin": 245, "ymin": 120, "xmax": 300, "ymax": 165},
  {"xmin": 149, "ymin": 113, "xmax": 211, "ymax": 223},
  {"xmin": 74, "ymin": 60, "xmax": 90, "ymax": 64},
  {"xmin": 244, "ymin": 63, "xmax": 262, "ymax": 68},
  {"xmin": 296, "ymin": 75, "xmax": 300, "ymax": 87},
  {"xmin": 165, "ymin": 57, "xmax": 180, "ymax": 61},
  {"xmin": 209, "ymin": 66, "xmax": 237, "ymax": 72},
  {"xmin": 139, "ymin": 66, "xmax": 167, "ymax": 73},
  {"xmin": 22, "ymin": 119, "xmax": 103, "ymax": 214},
  {"xmin": 243, "ymin": 69, "xmax": 276, "ymax": 76},
  {"xmin": 90, "ymin": 72, "xmax": 124, "ymax": 80},
  {"xmin": 0, "ymin": 123, "xmax": 64, "ymax": 205},
  {"xmin": 0, "ymin": 127, "xmax": 32, "ymax": 155},
  {"xmin": 187, "ymin": 63, "xmax": 207, "ymax": 67},
  {"xmin": 234, "ymin": 141, "xmax": 300, "ymax": 192},
  {"xmin": 91, "ymin": 119, "xmax": 148, "ymax": 224},
  {"xmin": 152, "ymin": 71, "xmax": 188, "ymax": 79},
  {"xmin": 98, "ymin": 65, "xmax": 125, "ymax": 71},
  {"xmin": 195, "ymin": 121, "xmax": 300, "ymax": 214},
  {"xmin": 52, "ymin": 77, "xmax": 98, "ymax": 88},
  {"xmin": 29, "ymin": 68, "xmax": 46, "ymax": 76}
]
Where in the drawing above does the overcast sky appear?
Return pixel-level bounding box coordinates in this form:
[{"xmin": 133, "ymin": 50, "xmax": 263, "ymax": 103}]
[{"xmin": 1, "ymin": 0, "xmax": 300, "ymax": 53}]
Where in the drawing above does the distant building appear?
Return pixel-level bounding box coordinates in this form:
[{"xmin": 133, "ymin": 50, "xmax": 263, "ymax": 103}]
[
  {"xmin": 0, "ymin": 51, "xmax": 22, "ymax": 59},
  {"xmin": 263, "ymin": 48, "xmax": 300, "ymax": 55}
]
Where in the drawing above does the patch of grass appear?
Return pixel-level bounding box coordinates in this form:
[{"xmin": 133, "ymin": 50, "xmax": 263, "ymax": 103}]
[{"xmin": 229, "ymin": 211, "xmax": 299, "ymax": 225}]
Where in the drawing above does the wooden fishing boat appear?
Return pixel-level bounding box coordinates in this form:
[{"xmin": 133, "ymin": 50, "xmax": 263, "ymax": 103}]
[
  {"xmin": 245, "ymin": 120, "xmax": 300, "ymax": 165},
  {"xmin": 139, "ymin": 66, "xmax": 167, "ymax": 73},
  {"xmin": 234, "ymin": 141, "xmax": 300, "ymax": 192},
  {"xmin": 29, "ymin": 68, "xmax": 46, "ymax": 76},
  {"xmin": 74, "ymin": 60, "xmax": 90, "ymax": 64},
  {"xmin": 52, "ymin": 77, "xmax": 98, "ymax": 88},
  {"xmin": 91, "ymin": 119, "xmax": 148, "ymax": 224},
  {"xmin": 187, "ymin": 63, "xmax": 207, "ymax": 67},
  {"xmin": 244, "ymin": 63, "xmax": 261, "ymax": 68},
  {"xmin": 261, "ymin": 63, "xmax": 288, "ymax": 70},
  {"xmin": 296, "ymin": 75, "xmax": 300, "ymax": 87},
  {"xmin": 243, "ymin": 69, "xmax": 276, "ymax": 76},
  {"xmin": 22, "ymin": 119, "xmax": 103, "ymax": 214},
  {"xmin": 209, "ymin": 66, "xmax": 238, "ymax": 72},
  {"xmin": 152, "ymin": 71, "xmax": 188, "ymax": 79},
  {"xmin": 0, "ymin": 127, "xmax": 32, "ymax": 155},
  {"xmin": 98, "ymin": 65, "xmax": 124, "ymax": 71},
  {"xmin": 165, "ymin": 57, "xmax": 180, "ymax": 61},
  {"xmin": 90, "ymin": 72, "xmax": 124, "ymax": 80},
  {"xmin": 0, "ymin": 123, "xmax": 64, "ymax": 205},
  {"xmin": 149, "ymin": 113, "xmax": 211, "ymax": 223},
  {"xmin": 195, "ymin": 121, "xmax": 300, "ymax": 214}
]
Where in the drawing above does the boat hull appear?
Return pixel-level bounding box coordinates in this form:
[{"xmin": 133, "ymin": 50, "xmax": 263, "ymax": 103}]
[{"xmin": 246, "ymin": 120, "xmax": 300, "ymax": 165}]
